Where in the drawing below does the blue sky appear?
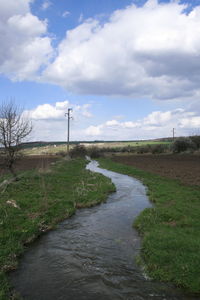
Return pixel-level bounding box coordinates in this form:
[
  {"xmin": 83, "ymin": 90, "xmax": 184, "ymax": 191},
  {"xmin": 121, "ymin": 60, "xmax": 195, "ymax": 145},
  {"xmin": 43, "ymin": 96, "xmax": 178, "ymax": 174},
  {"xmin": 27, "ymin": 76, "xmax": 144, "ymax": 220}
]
[{"xmin": 0, "ymin": 0, "xmax": 200, "ymax": 141}]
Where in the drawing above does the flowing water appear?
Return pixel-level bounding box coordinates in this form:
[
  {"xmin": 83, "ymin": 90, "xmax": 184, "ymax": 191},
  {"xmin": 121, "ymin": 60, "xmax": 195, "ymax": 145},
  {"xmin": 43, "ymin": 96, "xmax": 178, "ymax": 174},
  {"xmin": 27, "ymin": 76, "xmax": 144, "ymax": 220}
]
[{"xmin": 9, "ymin": 160, "xmax": 198, "ymax": 300}]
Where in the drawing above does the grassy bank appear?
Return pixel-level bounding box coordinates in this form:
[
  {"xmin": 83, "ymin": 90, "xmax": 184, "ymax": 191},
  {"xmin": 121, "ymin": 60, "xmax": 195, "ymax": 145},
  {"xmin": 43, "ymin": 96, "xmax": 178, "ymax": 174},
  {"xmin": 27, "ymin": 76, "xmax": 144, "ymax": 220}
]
[
  {"xmin": 98, "ymin": 158, "xmax": 200, "ymax": 294},
  {"xmin": 0, "ymin": 158, "xmax": 115, "ymax": 300}
]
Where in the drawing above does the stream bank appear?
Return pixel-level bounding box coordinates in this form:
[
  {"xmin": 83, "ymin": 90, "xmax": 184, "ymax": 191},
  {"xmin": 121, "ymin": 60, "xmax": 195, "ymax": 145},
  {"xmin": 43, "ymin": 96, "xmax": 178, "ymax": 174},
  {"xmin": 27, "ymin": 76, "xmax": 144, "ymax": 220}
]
[{"xmin": 9, "ymin": 160, "xmax": 198, "ymax": 299}]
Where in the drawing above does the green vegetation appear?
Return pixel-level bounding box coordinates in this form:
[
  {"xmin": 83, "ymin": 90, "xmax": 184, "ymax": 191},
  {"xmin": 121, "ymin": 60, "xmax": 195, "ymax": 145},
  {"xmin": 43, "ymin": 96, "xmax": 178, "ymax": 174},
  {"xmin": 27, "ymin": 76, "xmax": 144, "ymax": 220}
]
[
  {"xmin": 0, "ymin": 158, "xmax": 115, "ymax": 300},
  {"xmin": 21, "ymin": 136, "xmax": 200, "ymax": 156},
  {"xmin": 22, "ymin": 140, "xmax": 171, "ymax": 156},
  {"xmin": 171, "ymin": 136, "xmax": 200, "ymax": 153},
  {"xmin": 69, "ymin": 144, "xmax": 87, "ymax": 158},
  {"xmin": 98, "ymin": 158, "xmax": 200, "ymax": 294}
]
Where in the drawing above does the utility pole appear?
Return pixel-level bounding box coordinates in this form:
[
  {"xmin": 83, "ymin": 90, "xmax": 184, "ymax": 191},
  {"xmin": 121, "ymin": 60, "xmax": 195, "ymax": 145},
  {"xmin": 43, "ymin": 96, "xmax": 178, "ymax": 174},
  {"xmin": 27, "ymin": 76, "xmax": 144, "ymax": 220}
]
[
  {"xmin": 65, "ymin": 108, "xmax": 72, "ymax": 156},
  {"xmin": 172, "ymin": 128, "xmax": 175, "ymax": 140}
]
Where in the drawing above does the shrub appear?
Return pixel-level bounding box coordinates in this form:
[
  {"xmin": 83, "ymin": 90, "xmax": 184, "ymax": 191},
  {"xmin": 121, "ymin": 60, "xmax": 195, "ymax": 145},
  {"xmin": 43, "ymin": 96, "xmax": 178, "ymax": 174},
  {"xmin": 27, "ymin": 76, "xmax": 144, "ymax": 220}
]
[
  {"xmin": 69, "ymin": 144, "xmax": 87, "ymax": 158},
  {"xmin": 88, "ymin": 146, "xmax": 102, "ymax": 158},
  {"xmin": 121, "ymin": 145, "xmax": 136, "ymax": 153},
  {"xmin": 171, "ymin": 137, "xmax": 196, "ymax": 153},
  {"xmin": 151, "ymin": 144, "xmax": 168, "ymax": 154},
  {"xmin": 190, "ymin": 135, "xmax": 200, "ymax": 149},
  {"xmin": 56, "ymin": 151, "xmax": 67, "ymax": 157},
  {"xmin": 137, "ymin": 145, "xmax": 152, "ymax": 154}
]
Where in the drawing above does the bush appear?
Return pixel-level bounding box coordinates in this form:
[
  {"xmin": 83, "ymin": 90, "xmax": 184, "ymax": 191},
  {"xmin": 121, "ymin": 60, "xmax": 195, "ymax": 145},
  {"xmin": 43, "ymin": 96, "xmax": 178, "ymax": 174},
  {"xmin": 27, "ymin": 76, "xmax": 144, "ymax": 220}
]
[
  {"xmin": 137, "ymin": 145, "xmax": 152, "ymax": 154},
  {"xmin": 190, "ymin": 135, "xmax": 200, "ymax": 149},
  {"xmin": 88, "ymin": 146, "xmax": 102, "ymax": 159},
  {"xmin": 151, "ymin": 144, "xmax": 168, "ymax": 154},
  {"xmin": 56, "ymin": 151, "xmax": 67, "ymax": 157},
  {"xmin": 171, "ymin": 137, "xmax": 196, "ymax": 153},
  {"xmin": 69, "ymin": 144, "xmax": 87, "ymax": 158},
  {"xmin": 121, "ymin": 145, "xmax": 136, "ymax": 153}
]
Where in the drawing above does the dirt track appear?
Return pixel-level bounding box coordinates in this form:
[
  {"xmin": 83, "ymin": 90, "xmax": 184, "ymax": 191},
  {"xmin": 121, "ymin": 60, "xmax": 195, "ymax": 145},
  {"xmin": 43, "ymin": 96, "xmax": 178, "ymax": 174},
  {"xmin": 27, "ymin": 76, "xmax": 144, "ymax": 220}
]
[{"xmin": 112, "ymin": 154, "xmax": 200, "ymax": 186}]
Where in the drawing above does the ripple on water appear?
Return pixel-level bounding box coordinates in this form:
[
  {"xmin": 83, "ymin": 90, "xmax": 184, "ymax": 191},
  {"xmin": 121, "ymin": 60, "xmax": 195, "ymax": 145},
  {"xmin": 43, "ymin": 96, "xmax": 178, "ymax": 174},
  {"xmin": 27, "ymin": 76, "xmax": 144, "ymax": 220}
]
[{"xmin": 9, "ymin": 160, "xmax": 199, "ymax": 300}]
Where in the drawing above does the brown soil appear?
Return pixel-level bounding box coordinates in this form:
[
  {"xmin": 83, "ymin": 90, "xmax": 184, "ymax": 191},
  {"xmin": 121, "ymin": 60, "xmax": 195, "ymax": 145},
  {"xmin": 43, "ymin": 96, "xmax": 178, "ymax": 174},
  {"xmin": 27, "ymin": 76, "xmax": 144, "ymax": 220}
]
[
  {"xmin": 0, "ymin": 155, "xmax": 60, "ymax": 177},
  {"xmin": 112, "ymin": 154, "xmax": 200, "ymax": 186}
]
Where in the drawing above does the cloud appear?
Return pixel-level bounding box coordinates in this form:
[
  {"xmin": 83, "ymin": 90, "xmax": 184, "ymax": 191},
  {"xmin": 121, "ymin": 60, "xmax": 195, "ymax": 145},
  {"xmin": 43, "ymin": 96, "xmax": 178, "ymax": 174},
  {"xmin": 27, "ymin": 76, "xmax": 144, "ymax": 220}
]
[
  {"xmin": 78, "ymin": 13, "xmax": 84, "ymax": 23},
  {"xmin": 41, "ymin": 1, "xmax": 52, "ymax": 10},
  {"xmin": 2, "ymin": 0, "xmax": 200, "ymax": 103},
  {"xmin": 23, "ymin": 101, "xmax": 200, "ymax": 141},
  {"xmin": 24, "ymin": 100, "xmax": 93, "ymax": 141},
  {"xmin": 62, "ymin": 11, "xmax": 70, "ymax": 18},
  {"xmin": 0, "ymin": 0, "xmax": 53, "ymax": 80},
  {"xmin": 143, "ymin": 111, "xmax": 172, "ymax": 126},
  {"xmin": 85, "ymin": 125, "xmax": 102, "ymax": 136},
  {"xmin": 27, "ymin": 100, "xmax": 92, "ymax": 121},
  {"xmin": 43, "ymin": 0, "xmax": 200, "ymax": 100},
  {"xmin": 84, "ymin": 108, "xmax": 200, "ymax": 140}
]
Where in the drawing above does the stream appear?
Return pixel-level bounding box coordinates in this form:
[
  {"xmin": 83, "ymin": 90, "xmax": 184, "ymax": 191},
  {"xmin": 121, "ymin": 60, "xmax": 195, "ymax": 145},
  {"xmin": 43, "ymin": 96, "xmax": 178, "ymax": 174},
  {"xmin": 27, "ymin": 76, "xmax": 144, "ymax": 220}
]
[{"xmin": 9, "ymin": 160, "xmax": 198, "ymax": 300}]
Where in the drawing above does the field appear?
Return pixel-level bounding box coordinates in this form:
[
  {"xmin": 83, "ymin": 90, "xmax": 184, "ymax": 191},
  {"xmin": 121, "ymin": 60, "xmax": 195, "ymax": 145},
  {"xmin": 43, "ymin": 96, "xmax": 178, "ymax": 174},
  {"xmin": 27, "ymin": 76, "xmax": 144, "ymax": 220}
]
[
  {"xmin": 22, "ymin": 144, "xmax": 69, "ymax": 156},
  {"xmin": 81, "ymin": 140, "xmax": 170, "ymax": 148},
  {"xmin": 0, "ymin": 155, "xmax": 59, "ymax": 179},
  {"xmin": 6, "ymin": 153, "xmax": 199, "ymax": 187},
  {"xmin": 112, "ymin": 154, "xmax": 200, "ymax": 186},
  {"xmin": 21, "ymin": 140, "xmax": 171, "ymax": 156},
  {"xmin": 98, "ymin": 156, "xmax": 200, "ymax": 293}
]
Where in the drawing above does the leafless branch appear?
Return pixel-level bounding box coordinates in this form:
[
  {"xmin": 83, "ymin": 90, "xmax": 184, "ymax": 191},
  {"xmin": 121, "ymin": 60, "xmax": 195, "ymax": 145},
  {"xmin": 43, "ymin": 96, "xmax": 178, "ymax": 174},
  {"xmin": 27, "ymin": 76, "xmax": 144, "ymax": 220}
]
[{"xmin": 0, "ymin": 100, "xmax": 32, "ymax": 178}]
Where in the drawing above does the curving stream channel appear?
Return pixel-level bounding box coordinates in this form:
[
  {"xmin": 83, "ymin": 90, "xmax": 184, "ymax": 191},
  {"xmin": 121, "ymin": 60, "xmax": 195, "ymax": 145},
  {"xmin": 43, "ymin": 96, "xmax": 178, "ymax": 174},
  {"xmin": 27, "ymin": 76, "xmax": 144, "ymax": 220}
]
[{"xmin": 9, "ymin": 160, "xmax": 198, "ymax": 300}]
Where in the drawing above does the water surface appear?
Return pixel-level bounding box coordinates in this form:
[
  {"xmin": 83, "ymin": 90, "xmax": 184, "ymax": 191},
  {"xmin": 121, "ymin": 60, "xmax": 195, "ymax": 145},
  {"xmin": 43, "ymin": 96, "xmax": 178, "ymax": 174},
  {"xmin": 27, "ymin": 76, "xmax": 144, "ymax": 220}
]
[{"xmin": 9, "ymin": 160, "xmax": 198, "ymax": 299}]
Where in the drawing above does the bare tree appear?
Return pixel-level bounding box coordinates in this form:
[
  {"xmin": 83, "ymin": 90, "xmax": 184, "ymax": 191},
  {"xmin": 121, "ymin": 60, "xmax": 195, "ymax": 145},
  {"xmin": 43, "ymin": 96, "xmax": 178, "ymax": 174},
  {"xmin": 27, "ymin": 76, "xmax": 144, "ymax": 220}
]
[{"xmin": 0, "ymin": 101, "xmax": 32, "ymax": 178}]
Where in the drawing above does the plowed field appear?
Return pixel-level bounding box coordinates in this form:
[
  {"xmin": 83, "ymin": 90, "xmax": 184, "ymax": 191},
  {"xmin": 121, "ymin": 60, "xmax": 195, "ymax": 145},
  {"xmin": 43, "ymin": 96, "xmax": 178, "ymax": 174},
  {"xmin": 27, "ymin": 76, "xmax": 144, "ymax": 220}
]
[
  {"xmin": 0, "ymin": 155, "xmax": 59, "ymax": 177},
  {"xmin": 112, "ymin": 154, "xmax": 200, "ymax": 186}
]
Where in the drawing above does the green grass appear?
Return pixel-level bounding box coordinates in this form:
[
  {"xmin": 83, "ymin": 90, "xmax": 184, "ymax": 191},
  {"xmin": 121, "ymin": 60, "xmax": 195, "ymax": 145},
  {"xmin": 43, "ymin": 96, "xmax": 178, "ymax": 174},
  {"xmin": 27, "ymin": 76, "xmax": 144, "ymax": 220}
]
[
  {"xmin": 98, "ymin": 158, "xmax": 200, "ymax": 294},
  {"xmin": 22, "ymin": 140, "xmax": 171, "ymax": 155},
  {"xmin": 0, "ymin": 158, "xmax": 115, "ymax": 300}
]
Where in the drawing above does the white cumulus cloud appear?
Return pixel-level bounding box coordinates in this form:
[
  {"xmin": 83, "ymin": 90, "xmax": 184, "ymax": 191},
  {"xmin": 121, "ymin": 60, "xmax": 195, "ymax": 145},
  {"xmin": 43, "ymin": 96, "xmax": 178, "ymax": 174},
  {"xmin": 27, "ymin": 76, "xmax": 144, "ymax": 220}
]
[
  {"xmin": 0, "ymin": 0, "xmax": 53, "ymax": 80},
  {"xmin": 23, "ymin": 102, "xmax": 200, "ymax": 141},
  {"xmin": 84, "ymin": 108, "xmax": 200, "ymax": 140},
  {"xmin": 24, "ymin": 100, "xmax": 93, "ymax": 141},
  {"xmin": 27, "ymin": 100, "xmax": 92, "ymax": 121},
  {"xmin": 42, "ymin": 0, "xmax": 200, "ymax": 100},
  {"xmin": 2, "ymin": 0, "xmax": 200, "ymax": 106}
]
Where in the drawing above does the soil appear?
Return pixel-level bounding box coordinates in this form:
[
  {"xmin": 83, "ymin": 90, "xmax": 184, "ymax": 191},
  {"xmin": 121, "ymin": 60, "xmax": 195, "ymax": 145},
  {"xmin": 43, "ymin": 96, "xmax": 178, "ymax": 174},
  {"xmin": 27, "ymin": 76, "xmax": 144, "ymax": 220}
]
[
  {"xmin": 111, "ymin": 154, "xmax": 200, "ymax": 186},
  {"xmin": 1, "ymin": 153, "xmax": 199, "ymax": 186},
  {"xmin": 0, "ymin": 155, "xmax": 60, "ymax": 177}
]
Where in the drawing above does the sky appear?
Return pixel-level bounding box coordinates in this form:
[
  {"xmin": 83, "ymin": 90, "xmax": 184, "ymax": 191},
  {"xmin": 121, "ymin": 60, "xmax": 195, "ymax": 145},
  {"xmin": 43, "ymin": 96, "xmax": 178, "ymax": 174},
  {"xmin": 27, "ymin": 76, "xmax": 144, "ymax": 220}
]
[{"xmin": 1, "ymin": 0, "xmax": 200, "ymax": 141}]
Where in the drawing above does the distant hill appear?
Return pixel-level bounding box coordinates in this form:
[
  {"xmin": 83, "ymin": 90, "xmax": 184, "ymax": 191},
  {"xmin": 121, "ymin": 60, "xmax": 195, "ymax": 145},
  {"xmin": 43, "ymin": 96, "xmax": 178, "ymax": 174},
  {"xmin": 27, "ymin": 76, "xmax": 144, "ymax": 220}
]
[{"xmin": 19, "ymin": 137, "xmax": 174, "ymax": 149}]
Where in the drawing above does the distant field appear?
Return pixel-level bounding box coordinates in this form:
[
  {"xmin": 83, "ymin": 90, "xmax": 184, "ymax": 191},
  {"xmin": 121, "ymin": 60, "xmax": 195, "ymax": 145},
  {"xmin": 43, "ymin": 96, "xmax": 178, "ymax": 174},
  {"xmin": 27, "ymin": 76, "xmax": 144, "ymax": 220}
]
[
  {"xmin": 81, "ymin": 140, "xmax": 170, "ymax": 148},
  {"xmin": 22, "ymin": 140, "xmax": 171, "ymax": 155},
  {"xmin": 23, "ymin": 144, "xmax": 69, "ymax": 155}
]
